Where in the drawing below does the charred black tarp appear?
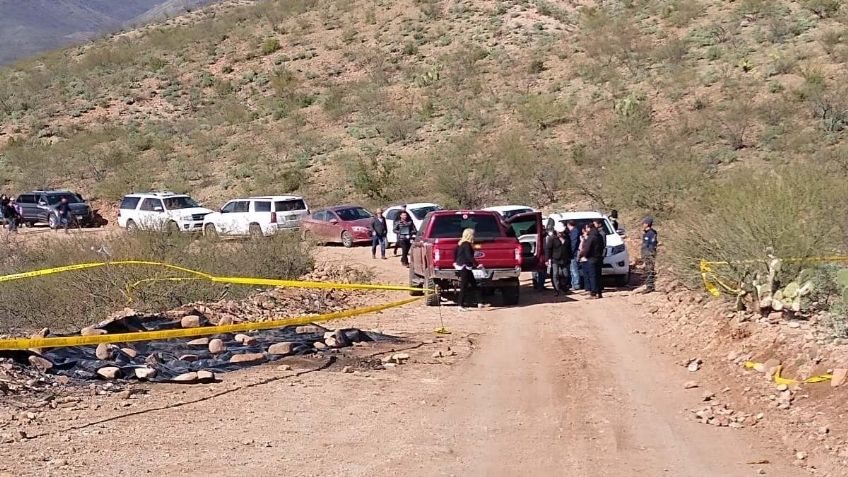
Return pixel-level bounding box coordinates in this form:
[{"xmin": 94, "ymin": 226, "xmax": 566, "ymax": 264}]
[{"xmin": 2, "ymin": 315, "xmax": 396, "ymax": 382}]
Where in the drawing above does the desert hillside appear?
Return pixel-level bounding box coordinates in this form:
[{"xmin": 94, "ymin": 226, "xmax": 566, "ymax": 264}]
[{"xmin": 0, "ymin": 0, "xmax": 845, "ymax": 249}]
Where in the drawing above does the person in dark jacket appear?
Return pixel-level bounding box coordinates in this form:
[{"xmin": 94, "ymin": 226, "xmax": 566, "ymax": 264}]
[
  {"xmin": 641, "ymin": 216, "xmax": 658, "ymax": 293},
  {"xmin": 371, "ymin": 208, "xmax": 388, "ymax": 260},
  {"xmin": 566, "ymin": 220, "xmax": 582, "ymax": 291},
  {"xmin": 609, "ymin": 210, "xmax": 619, "ymax": 231},
  {"xmin": 2, "ymin": 198, "xmax": 19, "ymax": 233},
  {"xmin": 0, "ymin": 195, "xmax": 8, "ymax": 228},
  {"xmin": 454, "ymin": 228, "xmax": 478, "ymax": 311},
  {"xmin": 545, "ymin": 222, "xmax": 572, "ymax": 296},
  {"xmin": 393, "ymin": 205, "xmax": 407, "ymax": 256},
  {"xmin": 394, "ymin": 210, "xmax": 416, "ymax": 267},
  {"xmin": 55, "ymin": 196, "xmax": 72, "ymax": 233},
  {"xmin": 593, "ymin": 218, "xmax": 607, "ymax": 248},
  {"xmin": 580, "ymin": 223, "xmax": 606, "ymax": 299}
]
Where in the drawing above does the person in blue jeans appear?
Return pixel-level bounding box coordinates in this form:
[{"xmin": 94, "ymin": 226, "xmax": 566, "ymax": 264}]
[
  {"xmin": 370, "ymin": 208, "xmax": 388, "ymax": 259},
  {"xmin": 566, "ymin": 220, "xmax": 582, "ymax": 290}
]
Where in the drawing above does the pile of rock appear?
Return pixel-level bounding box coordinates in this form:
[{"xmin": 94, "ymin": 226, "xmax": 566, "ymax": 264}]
[
  {"xmin": 690, "ymin": 400, "xmax": 762, "ymax": 429},
  {"xmin": 381, "ymin": 352, "xmax": 410, "ymax": 368}
]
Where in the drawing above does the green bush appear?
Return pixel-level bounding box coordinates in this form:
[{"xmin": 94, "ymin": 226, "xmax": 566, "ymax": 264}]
[
  {"xmin": 0, "ymin": 232, "xmax": 314, "ymax": 333},
  {"xmin": 804, "ymin": 0, "xmax": 842, "ymax": 18},
  {"xmin": 517, "ymin": 93, "xmax": 571, "ymax": 129},
  {"xmin": 261, "ymin": 38, "xmax": 282, "ymax": 55}
]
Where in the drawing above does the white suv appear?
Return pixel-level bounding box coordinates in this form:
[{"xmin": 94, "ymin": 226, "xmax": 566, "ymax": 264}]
[
  {"xmin": 202, "ymin": 195, "xmax": 309, "ymax": 238},
  {"xmin": 118, "ymin": 192, "xmax": 213, "ymax": 233},
  {"xmin": 546, "ymin": 211, "xmax": 630, "ymax": 286}
]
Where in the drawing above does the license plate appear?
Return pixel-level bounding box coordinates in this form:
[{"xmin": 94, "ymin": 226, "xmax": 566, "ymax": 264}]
[
  {"xmin": 286, "ymin": 215, "xmax": 297, "ymax": 221},
  {"xmin": 75, "ymin": 215, "xmax": 83, "ymax": 220},
  {"xmin": 472, "ymin": 269, "xmax": 488, "ymax": 279}
]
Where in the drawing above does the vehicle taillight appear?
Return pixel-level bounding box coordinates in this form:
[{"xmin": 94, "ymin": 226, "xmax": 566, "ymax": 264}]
[
  {"xmin": 271, "ymin": 212, "xmax": 277, "ymax": 224},
  {"xmin": 434, "ymin": 248, "xmax": 441, "ymax": 262},
  {"xmin": 515, "ymin": 245, "xmax": 522, "ymax": 266}
]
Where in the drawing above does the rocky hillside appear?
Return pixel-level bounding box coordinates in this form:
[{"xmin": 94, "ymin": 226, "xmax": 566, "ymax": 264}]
[
  {"xmin": 0, "ymin": 0, "xmax": 221, "ymax": 64},
  {"xmin": 0, "ymin": 0, "xmax": 846, "ymax": 225}
]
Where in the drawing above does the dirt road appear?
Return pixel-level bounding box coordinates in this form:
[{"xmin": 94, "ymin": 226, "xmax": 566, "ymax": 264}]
[{"xmin": 1, "ymin": 246, "xmax": 804, "ymax": 476}]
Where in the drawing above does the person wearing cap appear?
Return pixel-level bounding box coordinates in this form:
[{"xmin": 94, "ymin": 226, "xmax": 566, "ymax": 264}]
[
  {"xmin": 641, "ymin": 216, "xmax": 658, "ymax": 293},
  {"xmin": 545, "ymin": 221, "xmax": 572, "ymax": 296},
  {"xmin": 370, "ymin": 208, "xmax": 388, "ymax": 260}
]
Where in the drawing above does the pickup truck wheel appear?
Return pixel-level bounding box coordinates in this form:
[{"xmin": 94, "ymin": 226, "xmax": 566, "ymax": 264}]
[
  {"xmin": 249, "ymin": 223, "xmax": 263, "ymax": 239},
  {"xmin": 341, "ymin": 231, "xmax": 354, "ymax": 248},
  {"xmin": 204, "ymin": 223, "xmax": 219, "ymax": 239},
  {"xmin": 424, "ymin": 277, "xmax": 440, "ymax": 306},
  {"xmin": 501, "ymin": 281, "xmax": 521, "ymax": 306},
  {"xmin": 409, "ymin": 268, "xmax": 424, "ymax": 296},
  {"xmin": 126, "ymin": 220, "xmax": 138, "ymax": 233}
]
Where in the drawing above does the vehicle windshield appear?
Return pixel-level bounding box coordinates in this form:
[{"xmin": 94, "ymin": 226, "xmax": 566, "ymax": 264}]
[
  {"xmin": 410, "ymin": 205, "xmax": 440, "ymax": 220},
  {"xmin": 500, "ymin": 208, "xmax": 533, "ymax": 219},
  {"xmin": 46, "ymin": 194, "xmax": 82, "ymax": 205},
  {"xmin": 430, "ymin": 214, "xmax": 504, "ymax": 240},
  {"xmin": 163, "ymin": 196, "xmax": 200, "ymax": 210},
  {"xmin": 336, "ymin": 207, "xmax": 372, "ymax": 221}
]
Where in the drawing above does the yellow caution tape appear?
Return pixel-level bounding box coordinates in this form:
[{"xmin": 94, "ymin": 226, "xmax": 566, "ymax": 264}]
[
  {"xmin": 0, "ymin": 260, "xmax": 425, "ymax": 293},
  {"xmin": 0, "ymin": 294, "xmax": 425, "ymax": 351},
  {"xmin": 0, "ymin": 260, "xmax": 436, "ymax": 350},
  {"xmin": 744, "ymin": 361, "xmax": 833, "ymax": 385},
  {"xmin": 704, "ymin": 256, "xmax": 848, "ymax": 267},
  {"xmin": 699, "ymin": 255, "xmax": 848, "ymax": 296}
]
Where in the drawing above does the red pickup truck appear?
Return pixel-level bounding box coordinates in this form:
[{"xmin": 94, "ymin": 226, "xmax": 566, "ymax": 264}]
[{"xmin": 409, "ymin": 210, "xmax": 544, "ymax": 306}]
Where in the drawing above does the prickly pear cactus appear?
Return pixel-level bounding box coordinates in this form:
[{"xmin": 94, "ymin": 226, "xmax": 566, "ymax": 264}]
[{"xmin": 751, "ymin": 259, "xmax": 814, "ymax": 313}]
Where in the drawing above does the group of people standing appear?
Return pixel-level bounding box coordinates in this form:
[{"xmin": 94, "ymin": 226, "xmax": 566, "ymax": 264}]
[
  {"xmin": 369, "ymin": 206, "xmax": 416, "ymax": 266},
  {"xmin": 543, "ymin": 219, "xmax": 608, "ymax": 298},
  {"xmin": 0, "ymin": 194, "xmax": 74, "ymax": 234},
  {"xmin": 542, "ymin": 214, "xmax": 659, "ymax": 298}
]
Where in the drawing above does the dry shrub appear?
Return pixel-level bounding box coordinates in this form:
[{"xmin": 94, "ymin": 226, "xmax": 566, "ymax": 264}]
[
  {"xmin": 0, "ymin": 232, "xmax": 313, "ymax": 334},
  {"xmin": 668, "ymin": 168, "xmax": 848, "ymax": 286}
]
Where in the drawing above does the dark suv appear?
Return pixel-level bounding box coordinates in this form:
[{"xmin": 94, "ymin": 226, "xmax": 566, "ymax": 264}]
[{"xmin": 16, "ymin": 190, "xmax": 93, "ymax": 228}]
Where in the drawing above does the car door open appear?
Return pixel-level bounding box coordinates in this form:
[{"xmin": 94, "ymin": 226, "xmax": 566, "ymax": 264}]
[{"xmin": 505, "ymin": 212, "xmax": 544, "ymax": 272}]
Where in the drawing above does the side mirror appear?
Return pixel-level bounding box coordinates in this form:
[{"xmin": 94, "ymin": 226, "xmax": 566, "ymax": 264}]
[
  {"xmin": 329, "ymin": 219, "xmax": 338, "ymax": 225},
  {"xmin": 616, "ymin": 228, "xmax": 626, "ymax": 238},
  {"xmin": 38, "ymin": 201, "xmax": 47, "ymax": 206}
]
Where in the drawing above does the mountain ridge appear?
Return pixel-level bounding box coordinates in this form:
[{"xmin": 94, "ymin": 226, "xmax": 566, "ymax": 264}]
[{"xmin": 0, "ymin": 0, "xmax": 222, "ymax": 65}]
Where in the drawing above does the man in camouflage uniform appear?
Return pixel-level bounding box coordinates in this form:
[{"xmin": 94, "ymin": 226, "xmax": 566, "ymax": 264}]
[{"xmin": 641, "ymin": 216, "xmax": 658, "ymax": 293}]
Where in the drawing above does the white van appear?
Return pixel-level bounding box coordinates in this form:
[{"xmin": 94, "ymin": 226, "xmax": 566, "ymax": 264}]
[{"xmin": 202, "ymin": 196, "xmax": 308, "ymax": 238}]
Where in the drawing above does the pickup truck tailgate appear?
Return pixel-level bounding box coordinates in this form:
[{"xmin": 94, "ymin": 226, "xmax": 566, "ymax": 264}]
[{"xmin": 431, "ymin": 237, "xmax": 518, "ymax": 269}]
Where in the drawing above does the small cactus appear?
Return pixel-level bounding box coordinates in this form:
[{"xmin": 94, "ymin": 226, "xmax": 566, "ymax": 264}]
[{"xmin": 751, "ymin": 259, "xmax": 815, "ymax": 313}]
